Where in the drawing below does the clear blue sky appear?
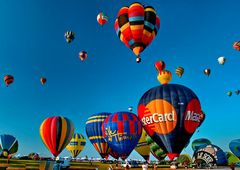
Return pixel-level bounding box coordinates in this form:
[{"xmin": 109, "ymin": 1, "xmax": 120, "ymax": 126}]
[{"xmin": 0, "ymin": 0, "xmax": 240, "ymax": 160}]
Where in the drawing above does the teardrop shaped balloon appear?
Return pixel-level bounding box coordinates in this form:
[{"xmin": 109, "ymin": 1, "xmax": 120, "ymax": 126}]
[
  {"xmin": 227, "ymin": 91, "xmax": 233, "ymax": 97},
  {"xmin": 85, "ymin": 112, "xmax": 112, "ymax": 159},
  {"xmin": 0, "ymin": 134, "xmax": 18, "ymax": 158},
  {"xmin": 64, "ymin": 31, "xmax": 75, "ymax": 43},
  {"xmin": 217, "ymin": 56, "xmax": 226, "ymax": 65},
  {"xmin": 138, "ymin": 84, "xmax": 203, "ymax": 160},
  {"xmin": 40, "ymin": 77, "xmax": 47, "ymax": 85},
  {"xmin": 4, "ymin": 75, "xmax": 14, "ymax": 87},
  {"xmin": 204, "ymin": 69, "xmax": 211, "ymax": 76},
  {"xmin": 157, "ymin": 70, "xmax": 172, "ymax": 84},
  {"xmin": 97, "ymin": 12, "xmax": 108, "ymax": 26},
  {"xmin": 102, "ymin": 112, "xmax": 142, "ymax": 160},
  {"xmin": 135, "ymin": 129, "xmax": 151, "ymax": 161},
  {"xmin": 66, "ymin": 133, "xmax": 86, "ymax": 158},
  {"xmin": 39, "ymin": 116, "xmax": 75, "ymax": 157},
  {"xmin": 155, "ymin": 61, "xmax": 166, "ymax": 72},
  {"xmin": 176, "ymin": 67, "xmax": 184, "ymax": 77},
  {"xmin": 79, "ymin": 51, "xmax": 88, "ymax": 61},
  {"xmin": 114, "ymin": 2, "xmax": 160, "ymax": 63}
]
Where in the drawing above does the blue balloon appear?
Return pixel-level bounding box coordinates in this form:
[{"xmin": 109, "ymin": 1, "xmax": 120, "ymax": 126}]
[
  {"xmin": 85, "ymin": 112, "xmax": 112, "ymax": 159},
  {"xmin": 0, "ymin": 134, "xmax": 18, "ymax": 157},
  {"xmin": 229, "ymin": 139, "xmax": 240, "ymax": 158},
  {"xmin": 102, "ymin": 112, "xmax": 142, "ymax": 160}
]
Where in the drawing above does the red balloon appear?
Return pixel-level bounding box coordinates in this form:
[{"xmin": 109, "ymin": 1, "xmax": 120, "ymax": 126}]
[
  {"xmin": 155, "ymin": 61, "xmax": 166, "ymax": 72},
  {"xmin": 4, "ymin": 75, "xmax": 14, "ymax": 86}
]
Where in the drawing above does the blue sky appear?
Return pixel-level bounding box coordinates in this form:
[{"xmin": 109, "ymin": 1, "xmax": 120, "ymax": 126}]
[{"xmin": 0, "ymin": 0, "xmax": 240, "ymax": 160}]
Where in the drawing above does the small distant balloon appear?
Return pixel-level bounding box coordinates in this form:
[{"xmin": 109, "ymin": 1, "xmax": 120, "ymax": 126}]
[
  {"xmin": 64, "ymin": 31, "xmax": 75, "ymax": 43},
  {"xmin": 233, "ymin": 41, "xmax": 240, "ymax": 51},
  {"xmin": 4, "ymin": 75, "xmax": 14, "ymax": 86},
  {"xmin": 157, "ymin": 70, "xmax": 172, "ymax": 84},
  {"xmin": 204, "ymin": 69, "xmax": 211, "ymax": 76},
  {"xmin": 227, "ymin": 91, "xmax": 233, "ymax": 97},
  {"xmin": 155, "ymin": 61, "xmax": 166, "ymax": 72},
  {"xmin": 235, "ymin": 90, "xmax": 240, "ymax": 95},
  {"xmin": 97, "ymin": 12, "xmax": 108, "ymax": 26},
  {"xmin": 175, "ymin": 66, "xmax": 184, "ymax": 77},
  {"xmin": 79, "ymin": 51, "xmax": 88, "ymax": 61},
  {"xmin": 217, "ymin": 56, "xmax": 226, "ymax": 65},
  {"xmin": 128, "ymin": 106, "xmax": 133, "ymax": 112},
  {"xmin": 40, "ymin": 77, "xmax": 47, "ymax": 85}
]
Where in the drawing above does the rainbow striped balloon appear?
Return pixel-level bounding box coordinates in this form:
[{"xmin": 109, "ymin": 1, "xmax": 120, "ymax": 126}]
[{"xmin": 40, "ymin": 116, "xmax": 74, "ymax": 157}]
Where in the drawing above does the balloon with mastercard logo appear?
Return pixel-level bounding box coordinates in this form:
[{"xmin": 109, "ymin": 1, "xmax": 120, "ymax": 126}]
[{"xmin": 138, "ymin": 84, "xmax": 205, "ymax": 160}]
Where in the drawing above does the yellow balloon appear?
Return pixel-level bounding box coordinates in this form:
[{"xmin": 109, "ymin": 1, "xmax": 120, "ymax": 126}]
[
  {"xmin": 135, "ymin": 129, "xmax": 151, "ymax": 161},
  {"xmin": 157, "ymin": 70, "xmax": 172, "ymax": 84},
  {"xmin": 66, "ymin": 133, "xmax": 86, "ymax": 158}
]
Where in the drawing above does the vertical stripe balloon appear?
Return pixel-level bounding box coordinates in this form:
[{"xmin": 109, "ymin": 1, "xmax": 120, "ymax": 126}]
[
  {"xmin": 40, "ymin": 116, "xmax": 74, "ymax": 157},
  {"xmin": 0, "ymin": 134, "xmax": 18, "ymax": 157}
]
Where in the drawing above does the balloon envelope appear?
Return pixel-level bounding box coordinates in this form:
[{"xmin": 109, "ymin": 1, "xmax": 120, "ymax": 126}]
[
  {"xmin": 4, "ymin": 75, "xmax": 14, "ymax": 86},
  {"xmin": 102, "ymin": 112, "xmax": 142, "ymax": 160},
  {"xmin": 230, "ymin": 139, "xmax": 240, "ymax": 158},
  {"xmin": 135, "ymin": 129, "xmax": 151, "ymax": 161},
  {"xmin": 114, "ymin": 2, "xmax": 160, "ymax": 62},
  {"xmin": 97, "ymin": 12, "xmax": 108, "ymax": 26},
  {"xmin": 0, "ymin": 134, "xmax": 18, "ymax": 157},
  {"xmin": 39, "ymin": 116, "xmax": 74, "ymax": 157},
  {"xmin": 225, "ymin": 151, "xmax": 240, "ymax": 165},
  {"xmin": 66, "ymin": 133, "xmax": 86, "ymax": 158},
  {"xmin": 138, "ymin": 84, "xmax": 203, "ymax": 160},
  {"xmin": 85, "ymin": 112, "xmax": 112, "ymax": 159},
  {"xmin": 192, "ymin": 138, "xmax": 211, "ymax": 152},
  {"xmin": 146, "ymin": 136, "xmax": 166, "ymax": 161}
]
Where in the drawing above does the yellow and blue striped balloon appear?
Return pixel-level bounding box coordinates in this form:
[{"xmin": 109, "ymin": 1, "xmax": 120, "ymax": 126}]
[{"xmin": 66, "ymin": 133, "xmax": 86, "ymax": 158}]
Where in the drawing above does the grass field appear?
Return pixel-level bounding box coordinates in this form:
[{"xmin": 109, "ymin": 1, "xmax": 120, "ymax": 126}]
[{"xmin": 0, "ymin": 158, "xmax": 171, "ymax": 170}]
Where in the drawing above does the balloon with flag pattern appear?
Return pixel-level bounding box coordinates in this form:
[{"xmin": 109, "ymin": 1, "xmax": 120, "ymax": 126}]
[{"xmin": 66, "ymin": 133, "xmax": 86, "ymax": 158}]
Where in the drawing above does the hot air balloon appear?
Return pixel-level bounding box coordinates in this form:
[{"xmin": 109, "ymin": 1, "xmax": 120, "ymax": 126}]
[
  {"xmin": 233, "ymin": 41, "xmax": 240, "ymax": 51},
  {"xmin": 114, "ymin": 2, "xmax": 160, "ymax": 63},
  {"xmin": 85, "ymin": 112, "xmax": 112, "ymax": 159},
  {"xmin": 176, "ymin": 154, "xmax": 192, "ymax": 166},
  {"xmin": 193, "ymin": 144, "xmax": 227, "ymax": 166},
  {"xmin": 128, "ymin": 106, "xmax": 133, "ymax": 112},
  {"xmin": 138, "ymin": 84, "xmax": 204, "ymax": 160},
  {"xmin": 39, "ymin": 116, "xmax": 74, "ymax": 158},
  {"xmin": 204, "ymin": 69, "xmax": 211, "ymax": 76},
  {"xmin": 4, "ymin": 75, "xmax": 14, "ymax": 87},
  {"xmin": 218, "ymin": 56, "xmax": 226, "ymax": 65},
  {"xmin": 230, "ymin": 139, "xmax": 240, "ymax": 158},
  {"xmin": 192, "ymin": 138, "xmax": 211, "ymax": 152},
  {"xmin": 146, "ymin": 136, "xmax": 166, "ymax": 161},
  {"xmin": 0, "ymin": 134, "xmax": 18, "ymax": 158},
  {"xmin": 155, "ymin": 61, "xmax": 166, "ymax": 72},
  {"xmin": 157, "ymin": 70, "xmax": 172, "ymax": 85},
  {"xmin": 79, "ymin": 51, "xmax": 88, "ymax": 61},
  {"xmin": 225, "ymin": 151, "xmax": 240, "ymax": 165},
  {"xmin": 102, "ymin": 112, "xmax": 142, "ymax": 160},
  {"xmin": 66, "ymin": 133, "xmax": 86, "ymax": 158},
  {"xmin": 97, "ymin": 12, "xmax": 108, "ymax": 26},
  {"xmin": 40, "ymin": 77, "xmax": 47, "ymax": 85},
  {"xmin": 227, "ymin": 91, "xmax": 233, "ymax": 97},
  {"xmin": 109, "ymin": 150, "xmax": 120, "ymax": 160},
  {"xmin": 175, "ymin": 67, "xmax": 184, "ymax": 77},
  {"xmin": 235, "ymin": 90, "xmax": 240, "ymax": 95},
  {"xmin": 64, "ymin": 31, "xmax": 75, "ymax": 43},
  {"xmin": 135, "ymin": 129, "xmax": 151, "ymax": 161}
]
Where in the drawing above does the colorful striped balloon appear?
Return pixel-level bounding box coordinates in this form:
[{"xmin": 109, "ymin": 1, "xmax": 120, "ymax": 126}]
[
  {"xmin": 39, "ymin": 116, "xmax": 74, "ymax": 157},
  {"xmin": 102, "ymin": 112, "xmax": 142, "ymax": 160},
  {"xmin": 66, "ymin": 133, "xmax": 86, "ymax": 158},
  {"xmin": 97, "ymin": 12, "xmax": 108, "ymax": 26},
  {"xmin": 85, "ymin": 112, "xmax": 112, "ymax": 159},
  {"xmin": 233, "ymin": 41, "xmax": 240, "ymax": 51},
  {"xmin": 4, "ymin": 75, "xmax": 14, "ymax": 87},
  {"xmin": 115, "ymin": 2, "xmax": 160, "ymax": 63},
  {"xmin": 175, "ymin": 67, "xmax": 184, "ymax": 77}
]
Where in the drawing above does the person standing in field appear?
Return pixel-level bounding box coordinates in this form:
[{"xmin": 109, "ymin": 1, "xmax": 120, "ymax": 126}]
[
  {"xmin": 142, "ymin": 162, "xmax": 148, "ymax": 170},
  {"xmin": 153, "ymin": 163, "xmax": 157, "ymax": 170}
]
